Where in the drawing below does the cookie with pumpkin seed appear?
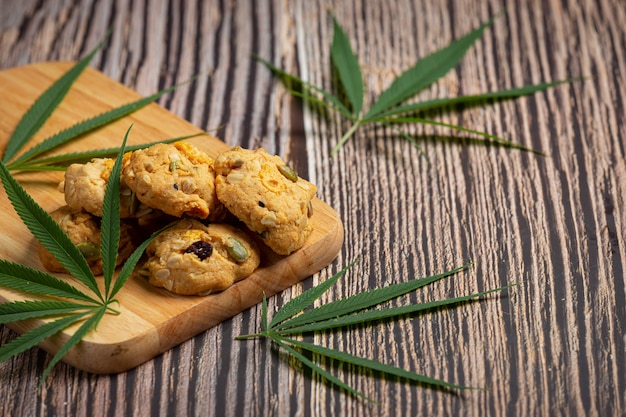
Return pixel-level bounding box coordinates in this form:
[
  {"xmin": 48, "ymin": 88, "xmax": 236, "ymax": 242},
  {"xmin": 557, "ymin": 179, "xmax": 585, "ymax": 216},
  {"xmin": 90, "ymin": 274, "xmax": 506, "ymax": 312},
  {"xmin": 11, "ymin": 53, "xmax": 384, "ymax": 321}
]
[
  {"xmin": 143, "ymin": 218, "xmax": 260, "ymax": 295},
  {"xmin": 213, "ymin": 146, "xmax": 316, "ymax": 256},
  {"xmin": 37, "ymin": 205, "xmax": 137, "ymax": 275},
  {"xmin": 62, "ymin": 157, "xmax": 155, "ymax": 219},
  {"xmin": 122, "ymin": 142, "xmax": 226, "ymax": 221}
]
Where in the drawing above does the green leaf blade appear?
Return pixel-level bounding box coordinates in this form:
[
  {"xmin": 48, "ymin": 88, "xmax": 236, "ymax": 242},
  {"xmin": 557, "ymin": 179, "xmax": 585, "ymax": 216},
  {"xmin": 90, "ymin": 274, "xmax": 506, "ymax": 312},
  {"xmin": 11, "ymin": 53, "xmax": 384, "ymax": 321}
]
[
  {"xmin": 40, "ymin": 306, "xmax": 106, "ymax": 383},
  {"xmin": 108, "ymin": 223, "xmax": 169, "ymax": 300},
  {"xmin": 0, "ymin": 161, "xmax": 102, "ymax": 301},
  {"xmin": 255, "ymin": 56, "xmax": 354, "ymax": 119},
  {"xmin": 0, "ymin": 311, "xmax": 90, "ymax": 364},
  {"xmin": 371, "ymin": 79, "xmax": 576, "ymax": 120},
  {"xmin": 275, "ymin": 263, "xmax": 470, "ymax": 331},
  {"xmin": 277, "ymin": 286, "xmax": 508, "ymax": 335},
  {"xmin": 382, "ymin": 122, "xmax": 426, "ymax": 157},
  {"xmin": 100, "ymin": 127, "xmax": 131, "ymax": 296},
  {"xmin": 272, "ymin": 336, "xmax": 373, "ymax": 402},
  {"xmin": 269, "ymin": 260, "xmax": 357, "ymax": 329},
  {"xmin": 13, "ymin": 134, "xmax": 204, "ymax": 171},
  {"xmin": 365, "ymin": 18, "xmax": 494, "ymax": 120},
  {"xmin": 331, "ymin": 16, "xmax": 364, "ymax": 116},
  {"xmin": 283, "ymin": 337, "xmax": 467, "ymax": 391},
  {"xmin": 0, "ymin": 300, "xmax": 93, "ymax": 324},
  {"xmin": 7, "ymin": 81, "xmax": 189, "ymax": 168},
  {"xmin": 2, "ymin": 34, "xmax": 108, "ymax": 163},
  {"xmin": 0, "ymin": 260, "xmax": 98, "ymax": 303},
  {"xmin": 388, "ymin": 116, "xmax": 543, "ymax": 154}
]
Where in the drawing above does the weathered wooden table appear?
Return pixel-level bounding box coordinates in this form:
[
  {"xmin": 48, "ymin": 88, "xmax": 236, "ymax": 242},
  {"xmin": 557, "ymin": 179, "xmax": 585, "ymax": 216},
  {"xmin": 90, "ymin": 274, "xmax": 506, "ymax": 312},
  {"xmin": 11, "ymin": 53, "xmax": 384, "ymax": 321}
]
[{"xmin": 1, "ymin": 0, "xmax": 624, "ymax": 416}]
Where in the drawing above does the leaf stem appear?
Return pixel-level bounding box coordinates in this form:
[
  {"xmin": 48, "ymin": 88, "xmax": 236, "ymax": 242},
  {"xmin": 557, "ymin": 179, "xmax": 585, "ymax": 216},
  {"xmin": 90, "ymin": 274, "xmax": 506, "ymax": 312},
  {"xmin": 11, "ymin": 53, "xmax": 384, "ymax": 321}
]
[
  {"xmin": 106, "ymin": 306, "xmax": 121, "ymax": 315},
  {"xmin": 105, "ymin": 302, "xmax": 121, "ymax": 315},
  {"xmin": 234, "ymin": 332, "xmax": 266, "ymax": 340},
  {"xmin": 331, "ymin": 119, "xmax": 361, "ymax": 156}
]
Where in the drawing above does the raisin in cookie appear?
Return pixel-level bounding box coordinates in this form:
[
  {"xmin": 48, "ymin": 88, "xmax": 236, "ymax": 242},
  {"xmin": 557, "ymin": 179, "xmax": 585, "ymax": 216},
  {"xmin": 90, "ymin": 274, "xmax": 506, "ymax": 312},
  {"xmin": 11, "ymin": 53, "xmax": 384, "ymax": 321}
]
[
  {"xmin": 144, "ymin": 219, "xmax": 260, "ymax": 295},
  {"xmin": 213, "ymin": 147, "xmax": 316, "ymax": 255},
  {"xmin": 122, "ymin": 142, "xmax": 225, "ymax": 221},
  {"xmin": 38, "ymin": 206, "xmax": 137, "ymax": 275},
  {"xmin": 62, "ymin": 157, "xmax": 155, "ymax": 219}
]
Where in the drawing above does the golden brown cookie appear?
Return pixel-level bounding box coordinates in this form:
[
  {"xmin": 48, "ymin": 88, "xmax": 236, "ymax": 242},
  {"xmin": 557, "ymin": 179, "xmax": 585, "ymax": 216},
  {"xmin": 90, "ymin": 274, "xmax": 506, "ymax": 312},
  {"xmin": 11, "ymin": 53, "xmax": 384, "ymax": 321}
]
[
  {"xmin": 213, "ymin": 147, "xmax": 316, "ymax": 255},
  {"xmin": 122, "ymin": 142, "xmax": 226, "ymax": 221},
  {"xmin": 37, "ymin": 206, "xmax": 137, "ymax": 275},
  {"xmin": 144, "ymin": 219, "xmax": 261, "ymax": 295},
  {"xmin": 62, "ymin": 157, "xmax": 155, "ymax": 219}
]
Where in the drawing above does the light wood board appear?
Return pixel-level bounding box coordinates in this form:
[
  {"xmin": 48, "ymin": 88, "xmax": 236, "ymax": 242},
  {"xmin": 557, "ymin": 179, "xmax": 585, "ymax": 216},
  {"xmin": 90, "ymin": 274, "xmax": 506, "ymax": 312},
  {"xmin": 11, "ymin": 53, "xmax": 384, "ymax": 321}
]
[{"xmin": 0, "ymin": 62, "xmax": 344, "ymax": 374}]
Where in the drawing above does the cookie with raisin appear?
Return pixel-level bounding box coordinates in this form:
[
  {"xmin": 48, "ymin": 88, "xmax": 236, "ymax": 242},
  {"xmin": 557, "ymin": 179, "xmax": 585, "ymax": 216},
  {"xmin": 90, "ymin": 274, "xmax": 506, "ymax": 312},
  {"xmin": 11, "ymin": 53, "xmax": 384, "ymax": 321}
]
[{"xmin": 143, "ymin": 219, "xmax": 260, "ymax": 295}]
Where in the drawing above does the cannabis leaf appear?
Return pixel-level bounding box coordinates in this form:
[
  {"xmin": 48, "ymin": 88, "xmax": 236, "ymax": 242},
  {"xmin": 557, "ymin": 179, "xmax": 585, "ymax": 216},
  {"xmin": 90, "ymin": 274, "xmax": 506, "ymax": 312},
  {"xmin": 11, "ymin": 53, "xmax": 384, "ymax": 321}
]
[
  {"xmin": 1, "ymin": 32, "xmax": 110, "ymax": 163},
  {"xmin": 258, "ymin": 14, "xmax": 574, "ymax": 156},
  {"xmin": 8, "ymin": 133, "xmax": 204, "ymax": 172},
  {"xmin": 237, "ymin": 261, "xmax": 511, "ymax": 402},
  {"xmin": 0, "ymin": 127, "xmax": 162, "ymax": 383},
  {"xmin": 2, "ymin": 32, "xmax": 204, "ymax": 173}
]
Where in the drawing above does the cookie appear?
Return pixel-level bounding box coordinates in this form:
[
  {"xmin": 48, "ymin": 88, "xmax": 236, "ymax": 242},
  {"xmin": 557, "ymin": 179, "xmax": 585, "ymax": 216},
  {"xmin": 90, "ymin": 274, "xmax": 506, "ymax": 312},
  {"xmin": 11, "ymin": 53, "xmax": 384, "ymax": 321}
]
[
  {"xmin": 62, "ymin": 157, "xmax": 155, "ymax": 219},
  {"xmin": 38, "ymin": 206, "xmax": 137, "ymax": 275},
  {"xmin": 213, "ymin": 147, "xmax": 316, "ymax": 255},
  {"xmin": 122, "ymin": 142, "xmax": 226, "ymax": 221},
  {"xmin": 144, "ymin": 219, "xmax": 261, "ymax": 295}
]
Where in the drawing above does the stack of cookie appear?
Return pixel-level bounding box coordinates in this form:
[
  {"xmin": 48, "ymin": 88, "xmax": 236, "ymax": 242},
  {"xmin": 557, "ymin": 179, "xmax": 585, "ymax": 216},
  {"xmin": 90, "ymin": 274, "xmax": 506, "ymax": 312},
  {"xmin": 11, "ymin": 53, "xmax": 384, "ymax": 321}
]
[{"xmin": 38, "ymin": 142, "xmax": 317, "ymax": 296}]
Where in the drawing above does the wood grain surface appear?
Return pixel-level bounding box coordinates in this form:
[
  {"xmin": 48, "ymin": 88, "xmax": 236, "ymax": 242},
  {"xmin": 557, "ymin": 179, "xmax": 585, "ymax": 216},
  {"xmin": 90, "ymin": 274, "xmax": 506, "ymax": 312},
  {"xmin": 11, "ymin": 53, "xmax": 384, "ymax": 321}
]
[{"xmin": 0, "ymin": 0, "xmax": 624, "ymax": 416}]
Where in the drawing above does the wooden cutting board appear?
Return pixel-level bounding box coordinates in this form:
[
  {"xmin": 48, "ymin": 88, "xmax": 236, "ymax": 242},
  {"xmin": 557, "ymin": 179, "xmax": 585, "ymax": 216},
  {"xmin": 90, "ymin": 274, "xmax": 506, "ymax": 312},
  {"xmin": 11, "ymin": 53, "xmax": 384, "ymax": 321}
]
[{"xmin": 0, "ymin": 62, "xmax": 344, "ymax": 374}]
